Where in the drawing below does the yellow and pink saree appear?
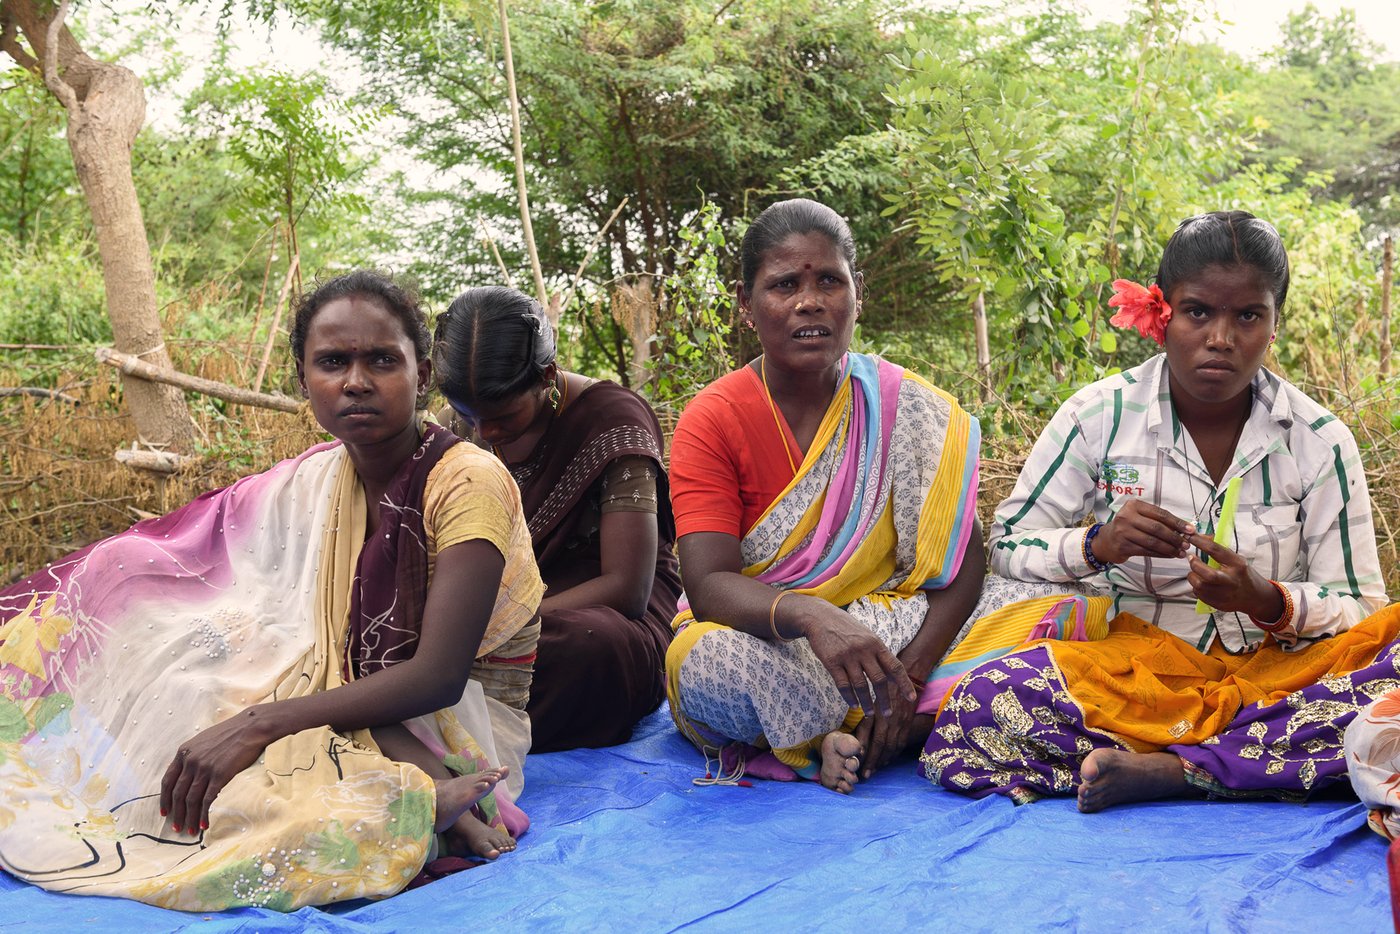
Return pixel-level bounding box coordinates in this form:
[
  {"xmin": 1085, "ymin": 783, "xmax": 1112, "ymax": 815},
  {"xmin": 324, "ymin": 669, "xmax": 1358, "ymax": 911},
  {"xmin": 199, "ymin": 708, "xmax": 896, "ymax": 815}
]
[
  {"xmin": 0, "ymin": 428, "xmax": 532, "ymax": 910},
  {"xmin": 665, "ymin": 353, "xmax": 1101, "ymax": 779}
]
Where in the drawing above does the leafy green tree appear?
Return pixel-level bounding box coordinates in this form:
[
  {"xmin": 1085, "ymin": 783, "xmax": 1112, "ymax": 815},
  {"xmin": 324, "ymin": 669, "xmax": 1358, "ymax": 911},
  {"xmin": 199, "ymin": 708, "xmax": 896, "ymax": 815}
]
[
  {"xmin": 1245, "ymin": 4, "xmax": 1400, "ymax": 229},
  {"xmin": 0, "ymin": 65, "xmax": 76, "ymax": 243},
  {"xmin": 185, "ymin": 67, "xmax": 373, "ymax": 269},
  {"xmin": 868, "ymin": 1, "xmax": 1281, "ymax": 412},
  {"xmin": 1274, "ymin": 3, "xmax": 1380, "ymax": 87},
  {"xmin": 275, "ymin": 0, "xmax": 915, "ymax": 382},
  {"xmin": 881, "ymin": 25, "xmax": 1075, "ymax": 396},
  {"xmin": 650, "ymin": 200, "xmax": 735, "ymax": 416}
]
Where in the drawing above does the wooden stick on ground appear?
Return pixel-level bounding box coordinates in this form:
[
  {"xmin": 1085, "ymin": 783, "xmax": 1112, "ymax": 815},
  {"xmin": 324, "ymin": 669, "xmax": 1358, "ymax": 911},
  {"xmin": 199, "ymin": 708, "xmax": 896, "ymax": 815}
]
[{"xmin": 94, "ymin": 347, "xmax": 303, "ymax": 413}]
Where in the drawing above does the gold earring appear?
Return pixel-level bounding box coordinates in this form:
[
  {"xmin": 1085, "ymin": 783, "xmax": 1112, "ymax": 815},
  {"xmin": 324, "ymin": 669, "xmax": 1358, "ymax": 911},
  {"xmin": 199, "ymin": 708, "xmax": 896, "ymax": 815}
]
[{"xmin": 548, "ymin": 382, "xmax": 562, "ymax": 410}]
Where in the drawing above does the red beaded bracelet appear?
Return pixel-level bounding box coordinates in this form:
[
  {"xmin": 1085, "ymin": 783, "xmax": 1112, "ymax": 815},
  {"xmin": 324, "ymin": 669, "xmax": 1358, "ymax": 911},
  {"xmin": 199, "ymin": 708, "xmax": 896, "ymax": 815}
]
[{"xmin": 1251, "ymin": 580, "xmax": 1294, "ymax": 633}]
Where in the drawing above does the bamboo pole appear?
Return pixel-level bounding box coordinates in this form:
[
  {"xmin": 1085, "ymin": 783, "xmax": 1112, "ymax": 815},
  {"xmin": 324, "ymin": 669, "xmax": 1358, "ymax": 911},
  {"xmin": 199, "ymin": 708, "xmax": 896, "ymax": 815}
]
[
  {"xmin": 498, "ymin": 0, "xmax": 547, "ymax": 307},
  {"xmin": 253, "ymin": 254, "xmax": 300, "ymax": 394},
  {"xmin": 95, "ymin": 347, "xmax": 302, "ymax": 413},
  {"xmin": 1382, "ymin": 234, "xmax": 1394, "ymax": 379}
]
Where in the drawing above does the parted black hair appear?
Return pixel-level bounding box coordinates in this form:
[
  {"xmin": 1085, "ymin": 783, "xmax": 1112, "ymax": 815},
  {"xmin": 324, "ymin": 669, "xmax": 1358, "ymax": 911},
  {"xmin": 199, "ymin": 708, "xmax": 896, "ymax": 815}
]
[
  {"xmin": 289, "ymin": 270, "xmax": 430, "ymax": 362},
  {"xmin": 1156, "ymin": 211, "xmax": 1290, "ymax": 310},
  {"xmin": 740, "ymin": 198, "xmax": 857, "ymax": 293},
  {"xmin": 433, "ymin": 286, "xmax": 556, "ymax": 405}
]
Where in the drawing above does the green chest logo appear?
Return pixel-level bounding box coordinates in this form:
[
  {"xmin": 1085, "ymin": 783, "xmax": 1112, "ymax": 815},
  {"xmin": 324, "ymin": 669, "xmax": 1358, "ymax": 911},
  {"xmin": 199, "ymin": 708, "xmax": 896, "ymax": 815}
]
[{"xmin": 1102, "ymin": 462, "xmax": 1140, "ymax": 485}]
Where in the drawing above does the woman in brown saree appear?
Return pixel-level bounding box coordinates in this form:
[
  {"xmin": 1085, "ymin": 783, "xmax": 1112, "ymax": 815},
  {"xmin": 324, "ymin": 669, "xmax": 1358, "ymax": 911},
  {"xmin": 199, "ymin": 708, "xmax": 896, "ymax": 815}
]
[{"xmin": 435, "ymin": 287, "xmax": 681, "ymax": 752}]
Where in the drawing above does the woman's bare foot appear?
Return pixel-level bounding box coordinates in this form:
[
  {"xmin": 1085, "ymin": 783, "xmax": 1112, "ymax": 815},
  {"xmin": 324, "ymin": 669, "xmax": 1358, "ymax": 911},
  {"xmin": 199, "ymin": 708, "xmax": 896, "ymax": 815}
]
[
  {"xmin": 1077, "ymin": 749, "xmax": 1188, "ymax": 813},
  {"xmin": 445, "ymin": 812, "xmax": 517, "ymax": 861},
  {"xmin": 433, "ymin": 766, "xmax": 508, "ymax": 833},
  {"xmin": 819, "ymin": 732, "xmax": 863, "ymax": 794}
]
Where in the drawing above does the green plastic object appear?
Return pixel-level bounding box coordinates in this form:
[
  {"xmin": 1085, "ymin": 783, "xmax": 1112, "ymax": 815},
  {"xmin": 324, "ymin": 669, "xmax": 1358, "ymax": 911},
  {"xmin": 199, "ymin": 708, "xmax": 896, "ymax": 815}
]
[{"xmin": 1196, "ymin": 475, "xmax": 1243, "ymax": 614}]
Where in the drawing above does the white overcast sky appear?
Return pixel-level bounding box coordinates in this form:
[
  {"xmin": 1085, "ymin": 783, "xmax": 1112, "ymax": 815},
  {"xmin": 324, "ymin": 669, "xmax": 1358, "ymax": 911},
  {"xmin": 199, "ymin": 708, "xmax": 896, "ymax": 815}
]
[{"xmin": 1079, "ymin": 0, "xmax": 1398, "ymax": 58}]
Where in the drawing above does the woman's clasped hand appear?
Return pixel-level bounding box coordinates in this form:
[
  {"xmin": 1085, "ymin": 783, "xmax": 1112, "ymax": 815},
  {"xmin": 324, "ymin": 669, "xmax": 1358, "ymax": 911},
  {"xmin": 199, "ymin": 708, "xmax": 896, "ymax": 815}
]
[{"xmin": 780, "ymin": 592, "xmax": 917, "ymax": 718}]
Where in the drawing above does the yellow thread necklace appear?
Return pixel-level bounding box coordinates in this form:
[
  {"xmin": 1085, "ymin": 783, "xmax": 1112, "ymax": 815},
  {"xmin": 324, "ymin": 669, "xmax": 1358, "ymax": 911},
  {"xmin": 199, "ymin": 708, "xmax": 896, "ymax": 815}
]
[{"xmin": 760, "ymin": 357, "xmax": 799, "ymax": 477}]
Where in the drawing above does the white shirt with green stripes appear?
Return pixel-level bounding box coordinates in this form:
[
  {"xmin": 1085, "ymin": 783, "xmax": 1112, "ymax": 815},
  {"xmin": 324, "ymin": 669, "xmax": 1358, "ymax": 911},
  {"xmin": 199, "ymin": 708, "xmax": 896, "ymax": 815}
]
[{"xmin": 990, "ymin": 353, "xmax": 1387, "ymax": 653}]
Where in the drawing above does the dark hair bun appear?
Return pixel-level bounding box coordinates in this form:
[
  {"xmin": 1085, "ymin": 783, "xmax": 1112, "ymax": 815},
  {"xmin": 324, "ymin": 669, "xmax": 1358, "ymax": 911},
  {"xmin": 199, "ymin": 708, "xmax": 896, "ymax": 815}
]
[{"xmin": 434, "ymin": 286, "xmax": 555, "ymax": 405}]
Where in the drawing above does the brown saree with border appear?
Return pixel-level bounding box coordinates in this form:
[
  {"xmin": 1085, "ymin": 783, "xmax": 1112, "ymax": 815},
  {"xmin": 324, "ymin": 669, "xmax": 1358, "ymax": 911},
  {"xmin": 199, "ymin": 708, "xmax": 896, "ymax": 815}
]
[{"xmin": 452, "ymin": 381, "xmax": 680, "ymax": 751}]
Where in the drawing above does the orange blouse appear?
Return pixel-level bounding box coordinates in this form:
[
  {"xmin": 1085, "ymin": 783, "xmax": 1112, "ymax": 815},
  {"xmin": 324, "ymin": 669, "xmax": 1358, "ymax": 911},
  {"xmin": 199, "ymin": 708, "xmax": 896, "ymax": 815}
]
[{"xmin": 669, "ymin": 365, "xmax": 805, "ymax": 539}]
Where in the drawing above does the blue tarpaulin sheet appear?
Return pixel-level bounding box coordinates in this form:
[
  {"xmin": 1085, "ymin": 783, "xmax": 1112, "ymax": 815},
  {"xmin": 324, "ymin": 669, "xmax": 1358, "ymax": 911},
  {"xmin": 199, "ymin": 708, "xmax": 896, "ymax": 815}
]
[{"xmin": 5, "ymin": 708, "xmax": 1390, "ymax": 931}]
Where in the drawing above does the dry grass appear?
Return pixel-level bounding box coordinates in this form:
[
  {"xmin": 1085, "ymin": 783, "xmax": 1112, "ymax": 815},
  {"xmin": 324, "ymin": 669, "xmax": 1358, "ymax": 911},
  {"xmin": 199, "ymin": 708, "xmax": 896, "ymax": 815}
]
[
  {"xmin": 0, "ymin": 349, "xmax": 322, "ymax": 585},
  {"xmin": 3, "ymin": 339, "xmax": 1399, "ymax": 599}
]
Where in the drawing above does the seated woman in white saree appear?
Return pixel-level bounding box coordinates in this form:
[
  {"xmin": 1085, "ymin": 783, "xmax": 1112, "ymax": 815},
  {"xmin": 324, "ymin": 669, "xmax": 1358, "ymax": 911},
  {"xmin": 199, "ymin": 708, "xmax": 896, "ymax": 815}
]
[{"xmin": 0, "ymin": 271, "xmax": 543, "ymax": 910}]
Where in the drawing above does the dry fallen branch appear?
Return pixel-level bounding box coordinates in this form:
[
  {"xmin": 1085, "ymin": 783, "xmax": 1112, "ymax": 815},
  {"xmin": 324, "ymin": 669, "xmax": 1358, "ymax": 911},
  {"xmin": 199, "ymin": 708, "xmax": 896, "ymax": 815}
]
[
  {"xmin": 0, "ymin": 387, "xmax": 80, "ymax": 404},
  {"xmin": 114, "ymin": 448, "xmax": 194, "ymax": 474},
  {"xmin": 95, "ymin": 347, "xmax": 302, "ymax": 413}
]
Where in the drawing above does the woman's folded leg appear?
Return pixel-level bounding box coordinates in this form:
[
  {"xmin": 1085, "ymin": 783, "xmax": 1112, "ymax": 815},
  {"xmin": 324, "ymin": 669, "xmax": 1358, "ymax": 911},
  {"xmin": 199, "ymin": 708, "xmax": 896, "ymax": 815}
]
[{"xmin": 527, "ymin": 605, "xmax": 670, "ymax": 752}]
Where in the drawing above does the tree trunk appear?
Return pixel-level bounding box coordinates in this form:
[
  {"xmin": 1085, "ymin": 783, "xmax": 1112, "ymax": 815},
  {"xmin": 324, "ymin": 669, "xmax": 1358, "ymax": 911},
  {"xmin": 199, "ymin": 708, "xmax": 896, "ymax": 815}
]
[
  {"xmin": 614, "ymin": 276, "xmax": 655, "ymax": 390},
  {"xmin": 1, "ymin": 0, "xmax": 195, "ymax": 450},
  {"xmin": 972, "ymin": 289, "xmax": 991, "ymax": 402},
  {"xmin": 1381, "ymin": 234, "xmax": 1393, "ymax": 379}
]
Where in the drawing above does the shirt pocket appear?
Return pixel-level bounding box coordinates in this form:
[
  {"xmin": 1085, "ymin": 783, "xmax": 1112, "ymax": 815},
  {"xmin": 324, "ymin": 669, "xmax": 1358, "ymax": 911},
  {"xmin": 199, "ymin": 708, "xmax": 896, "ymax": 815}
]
[{"xmin": 1240, "ymin": 503, "xmax": 1303, "ymax": 580}]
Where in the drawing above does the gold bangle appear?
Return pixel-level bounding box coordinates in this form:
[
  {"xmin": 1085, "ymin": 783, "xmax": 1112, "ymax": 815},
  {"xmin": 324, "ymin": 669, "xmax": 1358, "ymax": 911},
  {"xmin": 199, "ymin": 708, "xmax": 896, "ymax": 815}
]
[{"xmin": 768, "ymin": 589, "xmax": 795, "ymax": 643}]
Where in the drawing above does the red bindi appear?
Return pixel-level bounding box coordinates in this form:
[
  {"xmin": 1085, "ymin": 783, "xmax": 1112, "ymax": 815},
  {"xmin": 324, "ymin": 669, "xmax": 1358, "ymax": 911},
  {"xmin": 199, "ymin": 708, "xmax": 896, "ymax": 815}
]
[{"xmin": 804, "ymin": 263, "xmax": 811, "ymax": 269}]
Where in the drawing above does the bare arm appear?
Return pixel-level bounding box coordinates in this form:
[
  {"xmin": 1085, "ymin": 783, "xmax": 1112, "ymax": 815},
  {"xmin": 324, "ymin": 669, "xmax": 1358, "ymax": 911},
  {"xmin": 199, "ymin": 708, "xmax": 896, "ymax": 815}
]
[
  {"xmin": 539, "ymin": 509, "xmax": 658, "ymax": 618},
  {"xmin": 160, "ymin": 538, "xmax": 505, "ymax": 834},
  {"xmin": 678, "ymin": 531, "xmax": 915, "ymax": 717}
]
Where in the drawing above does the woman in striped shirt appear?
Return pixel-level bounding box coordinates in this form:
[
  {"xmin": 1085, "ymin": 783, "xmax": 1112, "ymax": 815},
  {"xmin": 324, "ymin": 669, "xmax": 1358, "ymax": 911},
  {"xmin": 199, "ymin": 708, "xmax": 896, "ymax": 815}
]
[{"xmin": 922, "ymin": 211, "xmax": 1396, "ymax": 811}]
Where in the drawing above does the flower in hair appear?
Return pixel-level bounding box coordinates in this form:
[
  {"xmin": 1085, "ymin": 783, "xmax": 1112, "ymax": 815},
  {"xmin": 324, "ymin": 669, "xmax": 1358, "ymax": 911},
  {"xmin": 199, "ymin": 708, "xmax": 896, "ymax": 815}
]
[{"xmin": 1107, "ymin": 279, "xmax": 1172, "ymax": 346}]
